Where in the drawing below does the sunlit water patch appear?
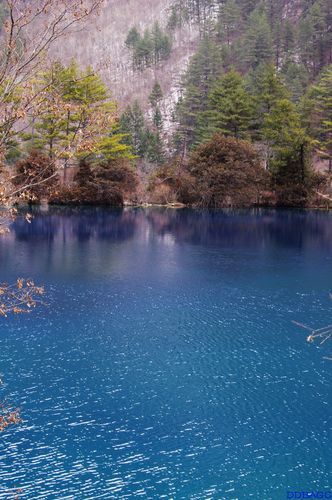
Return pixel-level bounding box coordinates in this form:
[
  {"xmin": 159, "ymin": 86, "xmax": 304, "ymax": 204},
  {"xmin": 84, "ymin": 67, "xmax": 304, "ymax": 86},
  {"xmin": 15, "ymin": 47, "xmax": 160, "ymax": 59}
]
[{"xmin": 0, "ymin": 208, "xmax": 331, "ymax": 499}]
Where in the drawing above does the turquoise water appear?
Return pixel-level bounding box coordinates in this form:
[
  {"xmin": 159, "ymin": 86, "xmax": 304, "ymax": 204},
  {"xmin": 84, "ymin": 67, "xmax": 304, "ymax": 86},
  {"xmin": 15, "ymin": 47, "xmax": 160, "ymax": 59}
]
[{"xmin": 0, "ymin": 208, "xmax": 331, "ymax": 499}]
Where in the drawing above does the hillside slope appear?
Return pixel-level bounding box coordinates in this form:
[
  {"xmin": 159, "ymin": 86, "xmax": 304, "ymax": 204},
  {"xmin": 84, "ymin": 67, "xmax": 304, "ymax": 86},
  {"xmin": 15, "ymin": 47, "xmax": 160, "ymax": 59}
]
[{"xmin": 55, "ymin": 0, "xmax": 200, "ymax": 117}]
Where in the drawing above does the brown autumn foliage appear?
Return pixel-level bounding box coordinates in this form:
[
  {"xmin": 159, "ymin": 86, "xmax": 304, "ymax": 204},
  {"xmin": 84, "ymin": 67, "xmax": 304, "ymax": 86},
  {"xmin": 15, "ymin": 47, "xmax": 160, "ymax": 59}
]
[
  {"xmin": 0, "ymin": 278, "xmax": 44, "ymax": 317},
  {"xmin": 50, "ymin": 158, "xmax": 138, "ymax": 206},
  {"xmin": 13, "ymin": 151, "xmax": 58, "ymax": 203},
  {"xmin": 186, "ymin": 135, "xmax": 269, "ymax": 208},
  {"xmin": 149, "ymin": 136, "xmax": 269, "ymax": 207},
  {"xmin": 148, "ymin": 158, "xmax": 197, "ymax": 205},
  {"xmin": 0, "ymin": 1, "xmax": 108, "ymax": 210},
  {"xmin": 0, "ymin": 2, "xmax": 112, "ymax": 204},
  {"xmin": 0, "ymin": 405, "xmax": 21, "ymax": 432}
]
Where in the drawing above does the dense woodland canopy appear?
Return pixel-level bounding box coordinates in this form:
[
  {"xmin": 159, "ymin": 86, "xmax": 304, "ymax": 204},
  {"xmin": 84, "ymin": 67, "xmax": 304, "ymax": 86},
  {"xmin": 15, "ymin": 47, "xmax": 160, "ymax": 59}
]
[
  {"xmin": 0, "ymin": 0, "xmax": 331, "ymax": 208},
  {"xmin": 122, "ymin": 0, "xmax": 332, "ymax": 207}
]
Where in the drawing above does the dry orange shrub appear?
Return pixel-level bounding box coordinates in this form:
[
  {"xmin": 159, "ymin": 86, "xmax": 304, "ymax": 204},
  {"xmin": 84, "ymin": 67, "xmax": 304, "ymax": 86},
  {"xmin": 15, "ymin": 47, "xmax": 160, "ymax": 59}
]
[{"xmin": 0, "ymin": 406, "xmax": 21, "ymax": 432}]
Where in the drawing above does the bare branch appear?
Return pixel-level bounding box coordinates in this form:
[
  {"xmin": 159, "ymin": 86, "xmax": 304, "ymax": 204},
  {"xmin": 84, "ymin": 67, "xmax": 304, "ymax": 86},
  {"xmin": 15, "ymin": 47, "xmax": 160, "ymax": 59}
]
[{"xmin": 0, "ymin": 0, "xmax": 104, "ymax": 149}]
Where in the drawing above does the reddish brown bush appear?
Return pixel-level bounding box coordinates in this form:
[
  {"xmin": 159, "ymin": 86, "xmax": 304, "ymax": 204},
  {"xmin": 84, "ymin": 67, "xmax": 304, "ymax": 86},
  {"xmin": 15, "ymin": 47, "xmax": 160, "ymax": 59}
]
[
  {"xmin": 13, "ymin": 151, "xmax": 58, "ymax": 203},
  {"xmin": 50, "ymin": 158, "xmax": 138, "ymax": 206},
  {"xmin": 187, "ymin": 134, "xmax": 268, "ymax": 208},
  {"xmin": 148, "ymin": 159, "xmax": 197, "ymax": 205}
]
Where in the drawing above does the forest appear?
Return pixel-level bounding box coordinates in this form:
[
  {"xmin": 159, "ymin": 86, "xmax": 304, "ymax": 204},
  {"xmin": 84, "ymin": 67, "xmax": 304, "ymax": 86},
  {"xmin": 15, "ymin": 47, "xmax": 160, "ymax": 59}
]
[{"xmin": 0, "ymin": 0, "xmax": 331, "ymax": 208}]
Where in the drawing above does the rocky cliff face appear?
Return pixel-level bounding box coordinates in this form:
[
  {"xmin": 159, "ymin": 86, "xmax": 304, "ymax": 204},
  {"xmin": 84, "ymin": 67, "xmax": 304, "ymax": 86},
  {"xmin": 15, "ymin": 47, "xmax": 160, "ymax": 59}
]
[{"xmin": 55, "ymin": 0, "xmax": 200, "ymax": 120}]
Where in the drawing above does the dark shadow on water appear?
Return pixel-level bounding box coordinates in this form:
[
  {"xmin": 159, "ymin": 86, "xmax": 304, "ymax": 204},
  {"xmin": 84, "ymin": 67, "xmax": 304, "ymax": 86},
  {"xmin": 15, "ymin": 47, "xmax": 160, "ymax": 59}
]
[
  {"xmin": 6, "ymin": 206, "xmax": 332, "ymax": 252},
  {"xmin": 145, "ymin": 207, "xmax": 332, "ymax": 252},
  {"xmin": 11, "ymin": 206, "xmax": 139, "ymax": 243}
]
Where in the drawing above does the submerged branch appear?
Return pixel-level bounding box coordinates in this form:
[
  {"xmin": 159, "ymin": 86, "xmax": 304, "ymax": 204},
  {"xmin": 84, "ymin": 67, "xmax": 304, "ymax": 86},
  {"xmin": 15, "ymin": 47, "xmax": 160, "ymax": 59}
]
[
  {"xmin": 0, "ymin": 278, "xmax": 44, "ymax": 317},
  {"xmin": 292, "ymin": 319, "xmax": 332, "ymax": 354}
]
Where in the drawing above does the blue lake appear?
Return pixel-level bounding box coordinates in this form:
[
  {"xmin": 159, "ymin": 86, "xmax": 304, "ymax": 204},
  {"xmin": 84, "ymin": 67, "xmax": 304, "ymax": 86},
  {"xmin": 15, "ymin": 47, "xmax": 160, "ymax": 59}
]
[{"xmin": 0, "ymin": 208, "xmax": 331, "ymax": 499}]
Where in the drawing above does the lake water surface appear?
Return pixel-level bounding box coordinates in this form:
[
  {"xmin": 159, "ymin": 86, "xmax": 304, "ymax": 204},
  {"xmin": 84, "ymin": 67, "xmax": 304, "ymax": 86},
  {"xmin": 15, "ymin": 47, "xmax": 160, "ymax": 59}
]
[{"xmin": 0, "ymin": 208, "xmax": 331, "ymax": 499}]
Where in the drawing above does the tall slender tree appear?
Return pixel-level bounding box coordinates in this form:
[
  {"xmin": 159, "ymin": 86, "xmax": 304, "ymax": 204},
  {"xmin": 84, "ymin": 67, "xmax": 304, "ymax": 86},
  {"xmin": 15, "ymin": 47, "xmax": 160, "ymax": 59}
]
[
  {"xmin": 176, "ymin": 38, "xmax": 223, "ymax": 148},
  {"xmin": 197, "ymin": 69, "xmax": 252, "ymax": 142},
  {"xmin": 244, "ymin": 7, "xmax": 274, "ymax": 69},
  {"xmin": 306, "ymin": 65, "xmax": 332, "ymax": 171},
  {"xmin": 247, "ymin": 63, "xmax": 289, "ymax": 137}
]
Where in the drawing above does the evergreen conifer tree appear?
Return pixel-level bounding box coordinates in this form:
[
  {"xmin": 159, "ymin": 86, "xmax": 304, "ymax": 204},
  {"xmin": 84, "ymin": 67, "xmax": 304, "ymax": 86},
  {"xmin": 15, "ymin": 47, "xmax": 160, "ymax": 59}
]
[
  {"xmin": 119, "ymin": 101, "xmax": 146, "ymax": 157},
  {"xmin": 237, "ymin": 0, "xmax": 258, "ymax": 18},
  {"xmin": 197, "ymin": 69, "xmax": 252, "ymax": 142},
  {"xmin": 176, "ymin": 38, "xmax": 223, "ymax": 148},
  {"xmin": 125, "ymin": 26, "xmax": 140, "ymax": 49},
  {"xmin": 149, "ymin": 82, "xmax": 163, "ymax": 108},
  {"xmin": 299, "ymin": 0, "xmax": 331, "ymax": 77},
  {"xmin": 247, "ymin": 63, "xmax": 289, "ymax": 137},
  {"xmin": 217, "ymin": 0, "xmax": 241, "ymax": 47},
  {"xmin": 244, "ymin": 7, "xmax": 274, "ymax": 69},
  {"xmin": 306, "ymin": 65, "xmax": 332, "ymax": 171}
]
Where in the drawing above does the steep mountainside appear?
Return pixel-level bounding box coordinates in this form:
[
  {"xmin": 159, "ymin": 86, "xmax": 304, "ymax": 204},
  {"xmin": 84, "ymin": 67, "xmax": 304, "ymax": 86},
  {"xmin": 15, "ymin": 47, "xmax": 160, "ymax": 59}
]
[
  {"xmin": 56, "ymin": 0, "xmax": 200, "ymax": 117},
  {"xmin": 54, "ymin": 0, "xmax": 331, "ymax": 132}
]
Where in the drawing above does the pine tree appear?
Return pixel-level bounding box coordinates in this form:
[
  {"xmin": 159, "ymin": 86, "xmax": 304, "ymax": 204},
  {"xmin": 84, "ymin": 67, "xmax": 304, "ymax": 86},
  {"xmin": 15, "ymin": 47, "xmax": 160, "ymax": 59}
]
[
  {"xmin": 151, "ymin": 22, "xmax": 164, "ymax": 65},
  {"xmin": 306, "ymin": 65, "xmax": 332, "ymax": 171},
  {"xmin": 247, "ymin": 63, "xmax": 312, "ymax": 184},
  {"xmin": 237, "ymin": 0, "xmax": 258, "ymax": 18},
  {"xmin": 149, "ymin": 81, "xmax": 164, "ymax": 134},
  {"xmin": 21, "ymin": 60, "xmax": 120, "ymax": 187},
  {"xmin": 24, "ymin": 62, "xmax": 75, "ymax": 158},
  {"xmin": 264, "ymin": 0, "xmax": 286, "ymax": 67},
  {"xmin": 96, "ymin": 125, "xmax": 135, "ymax": 161},
  {"xmin": 24, "ymin": 61, "xmax": 113, "ymax": 159},
  {"xmin": 71, "ymin": 64, "xmax": 112, "ymax": 149},
  {"xmin": 149, "ymin": 82, "xmax": 163, "ymax": 108},
  {"xmin": 282, "ymin": 19, "xmax": 296, "ymax": 58},
  {"xmin": 133, "ymin": 29, "xmax": 153, "ymax": 70},
  {"xmin": 143, "ymin": 129, "xmax": 165, "ymax": 165},
  {"xmin": 160, "ymin": 33, "xmax": 172, "ymax": 61},
  {"xmin": 153, "ymin": 107, "xmax": 163, "ymax": 131},
  {"xmin": 262, "ymin": 99, "xmax": 304, "ymax": 160},
  {"xmin": 167, "ymin": 2, "xmax": 190, "ymax": 28},
  {"xmin": 128, "ymin": 25, "xmax": 172, "ymax": 71},
  {"xmin": 197, "ymin": 69, "xmax": 252, "ymax": 142},
  {"xmin": 167, "ymin": 6, "xmax": 180, "ymax": 31},
  {"xmin": 244, "ymin": 7, "xmax": 274, "ymax": 69},
  {"xmin": 151, "ymin": 22, "xmax": 172, "ymax": 65},
  {"xmin": 119, "ymin": 99, "xmax": 165, "ymax": 165},
  {"xmin": 263, "ymin": 98, "xmax": 313, "ymax": 205},
  {"xmin": 299, "ymin": 0, "xmax": 331, "ymax": 77},
  {"xmin": 119, "ymin": 101, "xmax": 146, "ymax": 157},
  {"xmin": 176, "ymin": 38, "xmax": 223, "ymax": 148},
  {"xmin": 217, "ymin": 0, "xmax": 241, "ymax": 48},
  {"xmin": 75, "ymin": 65, "xmax": 109, "ymax": 104},
  {"xmin": 262, "ymin": 97, "xmax": 311, "ymax": 190},
  {"xmin": 281, "ymin": 59, "xmax": 309, "ymax": 102},
  {"xmin": 125, "ymin": 26, "xmax": 140, "ymax": 49},
  {"xmin": 247, "ymin": 63, "xmax": 289, "ymax": 136}
]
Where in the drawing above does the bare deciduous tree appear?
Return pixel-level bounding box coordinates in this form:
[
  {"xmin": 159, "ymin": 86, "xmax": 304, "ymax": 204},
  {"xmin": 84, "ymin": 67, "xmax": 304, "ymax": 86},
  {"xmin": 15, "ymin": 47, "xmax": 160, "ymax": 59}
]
[{"xmin": 0, "ymin": 0, "xmax": 104, "ymax": 152}]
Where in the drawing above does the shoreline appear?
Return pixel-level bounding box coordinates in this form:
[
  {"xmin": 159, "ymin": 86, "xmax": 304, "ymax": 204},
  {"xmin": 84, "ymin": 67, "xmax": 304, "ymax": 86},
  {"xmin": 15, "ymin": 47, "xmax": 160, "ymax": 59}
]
[{"xmin": 12, "ymin": 200, "xmax": 332, "ymax": 212}]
